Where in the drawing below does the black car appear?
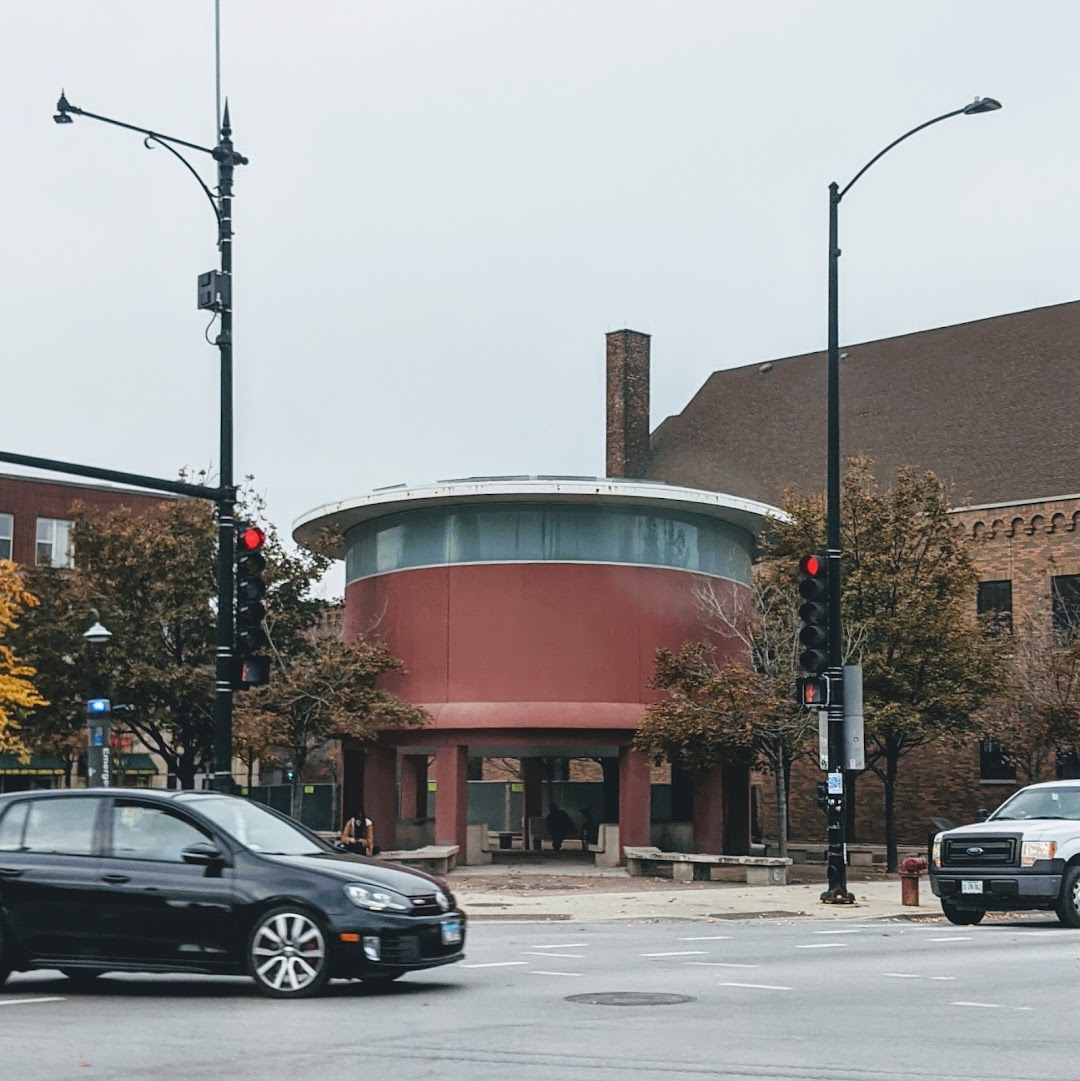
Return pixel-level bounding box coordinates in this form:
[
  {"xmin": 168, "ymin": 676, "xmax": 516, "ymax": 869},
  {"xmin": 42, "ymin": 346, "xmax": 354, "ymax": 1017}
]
[{"xmin": 0, "ymin": 789, "xmax": 466, "ymax": 998}]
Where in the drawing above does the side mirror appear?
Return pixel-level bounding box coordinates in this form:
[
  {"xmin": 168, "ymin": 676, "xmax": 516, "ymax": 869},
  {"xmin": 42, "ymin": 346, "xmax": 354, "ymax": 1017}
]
[
  {"xmin": 975, "ymin": 808, "xmax": 990, "ymax": 823},
  {"xmin": 181, "ymin": 841, "xmax": 225, "ymax": 865}
]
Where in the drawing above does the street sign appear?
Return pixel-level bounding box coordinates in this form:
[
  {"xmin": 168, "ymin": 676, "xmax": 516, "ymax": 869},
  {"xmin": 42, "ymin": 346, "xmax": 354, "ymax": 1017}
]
[
  {"xmin": 827, "ymin": 771, "xmax": 844, "ymax": 795},
  {"xmin": 818, "ymin": 710, "xmax": 829, "ymax": 771}
]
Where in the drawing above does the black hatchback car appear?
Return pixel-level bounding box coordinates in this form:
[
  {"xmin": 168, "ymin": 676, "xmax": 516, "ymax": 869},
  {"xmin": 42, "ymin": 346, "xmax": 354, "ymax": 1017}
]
[{"xmin": 0, "ymin": 789, "xmax": 465, "ymax": 998}]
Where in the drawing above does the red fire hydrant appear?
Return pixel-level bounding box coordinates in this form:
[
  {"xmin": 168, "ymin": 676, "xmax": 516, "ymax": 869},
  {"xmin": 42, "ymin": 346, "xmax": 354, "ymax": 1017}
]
[{"xmin": 899, "ymin": 855, "xmax": 928, "ymax": 906}]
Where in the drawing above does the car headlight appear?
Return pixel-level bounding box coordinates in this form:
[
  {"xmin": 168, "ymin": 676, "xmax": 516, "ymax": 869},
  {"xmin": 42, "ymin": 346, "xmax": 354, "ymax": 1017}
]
[
  {"xmin": 344, "ymin": 884, "xmax": 409, "ymax": 912},
  {"xmin": 932, "ymin": 837, "xmax": 941, "ymax": 868},
  {"xmin": 1021, "ymin": 841, "xmax": 1058, "ymax": 867}
]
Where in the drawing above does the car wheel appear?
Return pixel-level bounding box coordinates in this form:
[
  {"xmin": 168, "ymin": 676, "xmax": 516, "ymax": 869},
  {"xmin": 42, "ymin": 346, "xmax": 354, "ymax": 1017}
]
[
  {"xmin": 60, "ymin": 969, "xmax": 105, "ymax": 987},
  {"xmin": 1055, "ymin": 865, "xmax": 1080, "ymax": 928},
  {"xmin": 942, "ymin": 901, "xmax": 985, "ymax": 926},
  {"xmin": 247, "ymin": 906, "xmax": 330, "ymax": 999},
  {"xmin": 359, "ymin": 969, "xmax": 405, "ymax": 984}
]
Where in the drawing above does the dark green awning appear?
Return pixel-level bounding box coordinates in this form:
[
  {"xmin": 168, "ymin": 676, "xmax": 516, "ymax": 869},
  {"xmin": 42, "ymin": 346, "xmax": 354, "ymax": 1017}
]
[
  {"xmin": 0, "ymin": 754, "xmax": 65, "ymax": 776},
  {"xmin": 114, "ymin": 754, "xmax": 158, "ymax": 776}
]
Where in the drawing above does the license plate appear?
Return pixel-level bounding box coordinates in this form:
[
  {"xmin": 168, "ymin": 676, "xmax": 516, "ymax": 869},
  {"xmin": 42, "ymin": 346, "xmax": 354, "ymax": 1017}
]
[
  {"xmin": 961, "ymin": 879, "xmax": 984, "ymax": 895},
  {"xmin": 441, "ymin": 918, "xmax": 463, "ymax": 945}
]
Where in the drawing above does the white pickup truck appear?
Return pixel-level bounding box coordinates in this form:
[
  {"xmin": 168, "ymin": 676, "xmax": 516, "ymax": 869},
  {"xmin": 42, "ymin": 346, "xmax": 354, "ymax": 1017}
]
[{"xmin": 929, "ymin": 780, "xmax": 1080, "ymax": 927}]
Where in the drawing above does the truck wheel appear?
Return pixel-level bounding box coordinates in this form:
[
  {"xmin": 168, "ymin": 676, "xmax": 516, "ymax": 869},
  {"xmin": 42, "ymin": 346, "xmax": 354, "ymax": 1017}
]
[
  {"xmin": 942, "ymin": 901, "xmax": 984, "ymax": 926},
  {"xmin": 1055, "ymin": 866, "xmax": 1080, "ymax": 928}
]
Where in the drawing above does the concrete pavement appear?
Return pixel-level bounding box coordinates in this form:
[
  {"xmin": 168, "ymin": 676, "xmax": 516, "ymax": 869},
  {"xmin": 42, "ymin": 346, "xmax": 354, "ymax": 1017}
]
[{"xmin": 451, "ymin": 862, "xmax": 941, "ymax": 923}]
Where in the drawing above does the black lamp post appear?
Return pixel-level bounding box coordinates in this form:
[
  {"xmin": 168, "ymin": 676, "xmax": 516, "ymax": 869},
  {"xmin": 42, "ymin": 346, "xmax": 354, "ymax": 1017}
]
[
  {"xmin": 52, "ymin": 92, "xmax": 249, "ymax": 794},
  {"xmin": 822, "ymin": 97, "xmax": 1002, "ymax": 904}
]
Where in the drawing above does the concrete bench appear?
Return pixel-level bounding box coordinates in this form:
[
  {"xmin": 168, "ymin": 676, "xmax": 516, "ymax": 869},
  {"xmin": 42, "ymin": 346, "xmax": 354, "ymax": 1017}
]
[
  {"xmin": 380, "ymin": 845, "xmax": 460, "ymax": 875},
  {"xmin": 588, "ymin": 823, "xmax": 621, "ymax": 868},
  {"xmin": 623, "ymin": 846, "xmax": 791, "ymax": 886},
  {"xmin": 465, "ymin": 824, "xmax": 493, "ymax": 866}
]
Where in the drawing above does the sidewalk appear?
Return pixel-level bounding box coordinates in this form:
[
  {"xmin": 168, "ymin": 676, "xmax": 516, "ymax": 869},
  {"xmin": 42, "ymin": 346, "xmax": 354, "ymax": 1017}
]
[{"xmin": 450, "ymin": 861, "xmax": 943, "ymax": 924}]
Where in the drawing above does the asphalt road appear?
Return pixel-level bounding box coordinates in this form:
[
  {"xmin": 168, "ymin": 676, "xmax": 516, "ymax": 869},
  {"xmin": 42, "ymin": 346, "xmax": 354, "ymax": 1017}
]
[{"xmin": 2, "ymin": 915, "xmax": 1076, "ymax": 1081}]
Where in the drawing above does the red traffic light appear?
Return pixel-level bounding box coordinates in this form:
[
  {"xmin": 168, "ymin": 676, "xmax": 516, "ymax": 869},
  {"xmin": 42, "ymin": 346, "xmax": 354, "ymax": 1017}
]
[
  {"xmin": 238, "ymin": 526, "xmax": 266, "ymax": 552},
  {"xmin": 799, "ymin": 553, "xmax": 822, "ymax": 577},
  {"xmin": 796, "ymin": 676, "xmax": 829, "ymax": 708}
]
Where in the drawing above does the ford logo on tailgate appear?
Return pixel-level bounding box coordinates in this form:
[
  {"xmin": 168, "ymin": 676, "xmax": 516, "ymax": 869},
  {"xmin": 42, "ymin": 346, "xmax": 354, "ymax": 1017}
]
[{"xmin": 966, "ymin": 846, "xmax": 984, "ymax": 856}]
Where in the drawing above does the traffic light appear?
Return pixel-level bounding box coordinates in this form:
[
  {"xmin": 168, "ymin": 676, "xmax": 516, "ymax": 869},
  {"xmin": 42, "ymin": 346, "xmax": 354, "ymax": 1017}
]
[
  {"xmin": 798, "ymin": 551, "xmax": 829, "ymax": 675},
  {"xmin": 235, "ymin": 523, "xmax": 270, "ymax": 688},
  {"xmin": 796, "ymin": 675, "xmax": 829, "ymax": 708}
]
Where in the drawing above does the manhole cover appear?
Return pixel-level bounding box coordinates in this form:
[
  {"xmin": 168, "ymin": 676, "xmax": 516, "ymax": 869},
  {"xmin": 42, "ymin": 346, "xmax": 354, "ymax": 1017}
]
[{"xmin": 566, "ymin": 992, "xmax": 695, "ymax": 1007}]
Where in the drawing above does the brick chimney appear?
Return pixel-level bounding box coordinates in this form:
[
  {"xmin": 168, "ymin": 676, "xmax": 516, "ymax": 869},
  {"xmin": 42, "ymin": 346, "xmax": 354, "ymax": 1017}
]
[{"xmin": 605, "ymin": 329, "xmax": 651, "ymax": 478}]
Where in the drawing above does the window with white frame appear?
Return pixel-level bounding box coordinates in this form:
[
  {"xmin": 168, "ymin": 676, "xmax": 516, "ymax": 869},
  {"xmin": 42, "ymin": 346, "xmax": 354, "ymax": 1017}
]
[
  {"xmin": 35, "ymin": 518, "xmax": 73, "ymax": 568},
  {"xmin": 0, "ymin": 514, "xmax": 11, "ymax": 561}
]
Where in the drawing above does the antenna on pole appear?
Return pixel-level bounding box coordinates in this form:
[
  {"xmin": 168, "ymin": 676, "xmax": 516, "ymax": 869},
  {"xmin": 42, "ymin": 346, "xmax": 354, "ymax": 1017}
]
[{"xmin": 214, "ymin": 0, "xmax": 222, "ymax": 135}]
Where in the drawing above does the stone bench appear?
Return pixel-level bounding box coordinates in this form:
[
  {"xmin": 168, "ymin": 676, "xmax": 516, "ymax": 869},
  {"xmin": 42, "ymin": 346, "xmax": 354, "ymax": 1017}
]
[
  {"xmin": 379, "ymin": 845, "xmax": 460, "ymax": 875},
  {"xmin": 623, "ymin": 846, "xmax": 791, "ymax": 886},
  {"xmin": 588, "ymin": 823, "xmax": 621, "ymax": 868}
]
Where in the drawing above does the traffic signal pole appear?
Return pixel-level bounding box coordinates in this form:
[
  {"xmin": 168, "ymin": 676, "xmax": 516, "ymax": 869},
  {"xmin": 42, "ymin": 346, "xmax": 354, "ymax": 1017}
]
[
  {"xmin": 821, "ymin": 98, "xmax": 1001, "ymax": 902},
  {"xmin": 823, "ymin": 183, "xmax": 851, "ymax": 904}
]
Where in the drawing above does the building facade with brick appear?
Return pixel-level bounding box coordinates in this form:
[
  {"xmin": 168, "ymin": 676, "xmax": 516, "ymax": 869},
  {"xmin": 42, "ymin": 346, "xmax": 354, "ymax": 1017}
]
[{"xmin": 622, "ymin": 300, "xmax": 1080, "ymax": 845}]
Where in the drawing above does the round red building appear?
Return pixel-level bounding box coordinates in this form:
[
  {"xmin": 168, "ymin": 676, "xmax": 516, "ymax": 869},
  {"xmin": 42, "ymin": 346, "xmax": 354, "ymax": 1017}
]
[{"xmin": 293, "ymin": 476, "xmax": 779, "ymax": 861}]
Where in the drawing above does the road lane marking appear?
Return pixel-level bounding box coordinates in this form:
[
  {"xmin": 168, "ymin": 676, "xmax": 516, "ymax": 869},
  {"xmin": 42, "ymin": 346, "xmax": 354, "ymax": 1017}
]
[
  {"xmin": 530, "ymin": 943, "xmax": 588, "ymax": 950},
  {"xmin": 679, "ymin": 935, "xmax": 732, "ymax": 941},
  {"xmin": 686, "ymin": 962, "xmax": 759, "ymax": 969},
  {"xmin": 642, "ymin": 951, "xmax": 707, "ymax": 957},
  {"xmin": 814, "ymin": 929, "xmax": 861, "ymax": 935},
  {"xmin": 795, "ymin": 943, "xmax": 846, "ymax": 949},
  {"xmin": 0, "ymin": 997, "xmax": 66, "ymax": 1007},
  {"xmin": 523, "ymin": 952, "xmax": 584, "ymax": 959},
  {"xmin": 719, "ymin": 981, "xmax": 791, "ymax": 991},
  {"xmin": 951, "ymin": 1001, "xmax": 1005, "ymax": 1009},
  {"xmin": 528, "ymin": 970, "xmax": 582, "ymax": 977},
  {"xmin": 461, "ymin": 961, "xmax": 529, "ymax": 969},
  {"xmin": 883, "ymin": 973, "xmax": 959, "ymax": 981},
  {"xmin": 929, "ymin": 936, "xmax": 972, "ymax": 942}
]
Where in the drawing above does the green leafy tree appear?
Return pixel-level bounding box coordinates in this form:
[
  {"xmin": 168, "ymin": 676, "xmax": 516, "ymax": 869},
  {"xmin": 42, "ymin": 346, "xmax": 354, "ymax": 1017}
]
[
  {"xmin": 776, "ymin": 460, "xmax": 1001, "ymax": 870},
  {"xmin": 235, "ymin": 631, "xmax": 428, "ymax": 818},
  {"xmin": 13, "ymin": 482, "xmax": 331, "ymax": 790}
]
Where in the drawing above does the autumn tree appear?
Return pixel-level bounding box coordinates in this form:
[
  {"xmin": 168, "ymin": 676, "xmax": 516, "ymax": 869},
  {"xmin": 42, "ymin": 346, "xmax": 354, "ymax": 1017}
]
[
  {"xmin": 235, "ymin": 632, "xmax": 428, "ymax": 818},
  {"xmin": 776, "ymin": 460, "xmax": 1001, "ymax": 870},
  {"xmin": 980, "ymin": 609, "xmax": 1080, "ymax": 785},
  {"xmin": 0, "ymin": 560, "xmax": 45, "ymax": 756},
  {"xmin": 12, "ymin": 482, "xmax": 331, "ymax": 789}
]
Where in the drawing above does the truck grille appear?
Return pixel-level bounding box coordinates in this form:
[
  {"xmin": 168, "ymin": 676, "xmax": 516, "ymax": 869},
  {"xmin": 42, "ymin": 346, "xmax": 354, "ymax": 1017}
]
[{"xmin": 941, "ymin": 835, "xmax": 1019, "ymax": 867}]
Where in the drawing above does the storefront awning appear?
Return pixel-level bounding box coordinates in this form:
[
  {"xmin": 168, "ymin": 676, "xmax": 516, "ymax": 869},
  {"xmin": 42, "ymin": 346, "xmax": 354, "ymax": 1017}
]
[{"xmin": 0, "ymin": 754, "xmax": 65, "ymax": 777}]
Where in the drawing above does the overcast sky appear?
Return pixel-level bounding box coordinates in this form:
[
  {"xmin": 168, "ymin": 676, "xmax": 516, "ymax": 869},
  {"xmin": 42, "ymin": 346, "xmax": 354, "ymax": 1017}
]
[{"xmin": 3, "ymin": 2, "xmax": 1077, "ymax": 596}]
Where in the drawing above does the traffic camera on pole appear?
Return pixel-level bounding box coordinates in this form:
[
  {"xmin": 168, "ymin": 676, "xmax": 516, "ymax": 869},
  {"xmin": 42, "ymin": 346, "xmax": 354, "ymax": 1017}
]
[
  {"xmin": 235, "ymin": 524, "xmax": 270, "ymax": 689},
  {"xmin": 796, "ymin": 552, "xmax": 830, "ymax": 706}
]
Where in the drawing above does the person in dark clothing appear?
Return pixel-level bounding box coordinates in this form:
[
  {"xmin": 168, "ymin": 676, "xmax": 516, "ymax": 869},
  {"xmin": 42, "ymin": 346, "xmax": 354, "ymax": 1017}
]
[
  {"xmin": 580, "ymin": 806, "xmax": 597, "ymax": 848},
  {"xmin": 546, "ymin": 805, "xmax": 575, "ymax": 852}
]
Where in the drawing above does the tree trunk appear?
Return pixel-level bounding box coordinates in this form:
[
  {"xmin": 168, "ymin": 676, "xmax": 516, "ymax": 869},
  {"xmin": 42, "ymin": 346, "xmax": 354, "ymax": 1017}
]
[
  {"xmin": 246, "ymin": 756, "xmax": 254, "ymax": 792},
  {"xmin": 290, "ymin": 746, "xmax": 309, "ymax": 821},
  {"xmin": 884, "ymin": 752, "xmax": 899, "ymax": 872},
  {"xmin": 175, "ymin": 754, "xmax": 198, "ymax": 791},
  {"xmin": 775, "ymin": 752, "xmax": 788, "ymax": 858}
]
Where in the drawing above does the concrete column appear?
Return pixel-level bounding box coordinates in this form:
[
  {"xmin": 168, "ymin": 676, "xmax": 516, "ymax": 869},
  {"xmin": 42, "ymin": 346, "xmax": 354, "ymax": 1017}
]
[
  {"xmin": 362, "ymin": 744, "xmax": 397, "ymax": 852},
  {"xmin": 434, "ymin": 745, "xmax": 469, "ymax": 850},
  {"xmin": 521, "ymin": 756, "xmax": 544, "ymax": 848},
  {"xmin": 341, "ymin": 745, "xmax": 365, "ymax": 835},
  {"xmin": 670, "ymin": 759, "xmax": 694, "ymax": 823},
  {"xmin": 693, "ymin": 765, "xmax": 725, "ymax": 854},
  {"xmin": 600, "ymin": 757, "xmax": 620, "ymax": 823},
  {"xmin": 722, "ymin": 764, "xmax": 752, "ymax": 856},
  {"xmin": 399, "ymin": 755, "xmax": 428, "ymax": 820},
  {"xmin": 618, "ymin": 745, "xmax": 652, "ymax": 850}
]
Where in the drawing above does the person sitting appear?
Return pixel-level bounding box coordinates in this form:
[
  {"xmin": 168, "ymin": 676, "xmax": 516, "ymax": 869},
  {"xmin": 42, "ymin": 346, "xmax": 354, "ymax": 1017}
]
[
  {"xmin": 546, "ymin": 805, "xmax": 575, "ymax": 852},
  {"xmin": 340, "ymin": 808, "xmax": 379, "ymax": 856}
]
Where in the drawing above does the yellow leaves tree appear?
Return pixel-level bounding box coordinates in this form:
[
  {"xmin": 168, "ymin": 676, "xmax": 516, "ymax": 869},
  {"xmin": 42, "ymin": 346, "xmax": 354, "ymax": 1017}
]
[{"xmin": 0, "ymin": 560, "xmax": 47, "ymax": 756}]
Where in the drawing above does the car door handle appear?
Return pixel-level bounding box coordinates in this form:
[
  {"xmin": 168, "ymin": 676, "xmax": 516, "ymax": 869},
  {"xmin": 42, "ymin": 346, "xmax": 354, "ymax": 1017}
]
[
  {"xmin": 0, "ymin": 867, "xmax": 24, "ymax": 879},
  {"xmin": 102, "ymin": 873, "xmax": 131, "ymax": 884}
]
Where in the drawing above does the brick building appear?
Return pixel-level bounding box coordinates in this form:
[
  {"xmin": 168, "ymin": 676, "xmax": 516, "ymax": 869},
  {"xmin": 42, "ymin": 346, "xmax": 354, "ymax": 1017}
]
[
  {"xmin": 0, "ymin": 473, "xmax": 171, "ymax": 790},
  {"xmin": 610, "ymin": 300, "xmax": 1080, "ymax": 844}
]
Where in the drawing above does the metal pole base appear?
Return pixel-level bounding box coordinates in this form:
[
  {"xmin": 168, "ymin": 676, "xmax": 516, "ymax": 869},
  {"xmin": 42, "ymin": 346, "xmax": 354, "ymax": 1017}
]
[{"xmin": 819, "ymin": 887, "xmax": 856, "ymax": 905}]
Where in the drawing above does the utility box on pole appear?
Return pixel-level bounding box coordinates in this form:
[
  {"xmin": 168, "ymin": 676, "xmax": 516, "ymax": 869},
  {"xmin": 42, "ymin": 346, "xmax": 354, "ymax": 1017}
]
[
  {"xmin": 843, "ymin": 664, "xmax": 865, "ymax": 771},
  {"xmin": 86, "ymin": 698, "xmax": 111, "ymax": 788}
]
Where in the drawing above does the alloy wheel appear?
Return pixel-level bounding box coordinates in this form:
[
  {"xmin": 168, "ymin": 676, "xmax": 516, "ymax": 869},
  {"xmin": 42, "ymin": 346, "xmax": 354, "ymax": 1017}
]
[{"xmin": 249, "ymin": 910, "xmax": 327, "ymax": 997}]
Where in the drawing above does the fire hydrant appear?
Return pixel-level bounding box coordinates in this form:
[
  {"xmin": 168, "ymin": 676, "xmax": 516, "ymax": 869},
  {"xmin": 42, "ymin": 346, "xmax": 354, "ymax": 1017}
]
[{"xmin": 899, "ymin": 855, "xmax": 928, "ymax": 906}]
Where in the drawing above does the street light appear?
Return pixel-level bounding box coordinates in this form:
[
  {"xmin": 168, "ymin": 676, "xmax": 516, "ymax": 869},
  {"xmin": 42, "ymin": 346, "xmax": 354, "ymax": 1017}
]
[
  {"xmin": 84, "ymin": 610, "xmax": 113, "ymax": 787},
  {"xmin": 821, "ymin": 96, "xmax": 1002, "ymax": 904},
  {"xmin": 51, "ymin": 91, "xmax": 249, "ymax": 794}
]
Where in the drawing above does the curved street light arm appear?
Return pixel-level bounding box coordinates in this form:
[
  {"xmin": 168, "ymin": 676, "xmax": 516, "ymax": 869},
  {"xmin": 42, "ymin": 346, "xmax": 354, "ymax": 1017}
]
[
  {"xmin": 142, "ymin": 135, "xmax": 222, "ymax": 223},
  {"xmin": 56, "ymin": 94, "xmax": 221, "ymax": 157},
  {"xmin": 837, "ymin": 107, "xmax": 967, "ymax": 201}
]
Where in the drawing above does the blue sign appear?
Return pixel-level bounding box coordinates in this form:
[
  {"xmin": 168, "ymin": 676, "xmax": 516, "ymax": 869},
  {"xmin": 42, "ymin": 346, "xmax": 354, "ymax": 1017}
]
[
  {"xmin": 91, "ymin": 729, "xmax": 104, "ymax": 747},
  {"xmin": 87, "ymin": 698, "xmax": 111, "ymax": 715}
]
